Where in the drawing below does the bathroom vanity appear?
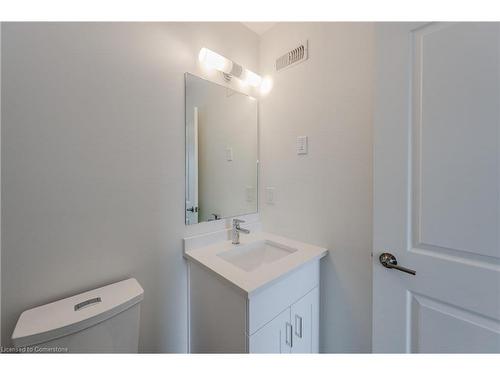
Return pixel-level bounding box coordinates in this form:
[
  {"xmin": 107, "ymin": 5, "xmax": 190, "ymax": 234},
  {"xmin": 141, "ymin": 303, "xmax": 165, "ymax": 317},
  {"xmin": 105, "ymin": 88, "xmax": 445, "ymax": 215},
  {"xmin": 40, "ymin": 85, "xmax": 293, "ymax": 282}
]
[
  {"xmin": 183, "ymin": 73, "xmax": 327, "ymax": 353},
  {"xmin": 184, "ymin": 226, "xmax": 327, "ymax": 353}
]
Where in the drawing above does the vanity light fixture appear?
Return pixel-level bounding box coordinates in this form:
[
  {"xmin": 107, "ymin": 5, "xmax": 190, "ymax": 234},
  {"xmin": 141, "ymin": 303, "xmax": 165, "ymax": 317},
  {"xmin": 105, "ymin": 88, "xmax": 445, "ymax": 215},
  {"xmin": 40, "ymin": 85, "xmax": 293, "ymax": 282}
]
[
  {"xmin": 198, "ymin": 47, "xmax": 263, "ymax": 88},
  {"xmin": 260, "ymin": 76, "xmax": 273, "ymax": 95},
  {"xmin": 242, "ymin": 69, "xmax": 262, "ymax": 87},
  {"xmin": 198, "ymin": 48, "xmax": 234, "ymax": 74}
]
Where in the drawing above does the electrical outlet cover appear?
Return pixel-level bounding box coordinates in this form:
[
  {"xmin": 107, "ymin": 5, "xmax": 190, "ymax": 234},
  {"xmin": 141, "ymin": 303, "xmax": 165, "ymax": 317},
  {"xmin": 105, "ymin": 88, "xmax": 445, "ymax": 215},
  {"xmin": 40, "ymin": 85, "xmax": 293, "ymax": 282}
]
[{"xmin": 265, "ymin": 187, "xmax": 276, "ymax": 204}]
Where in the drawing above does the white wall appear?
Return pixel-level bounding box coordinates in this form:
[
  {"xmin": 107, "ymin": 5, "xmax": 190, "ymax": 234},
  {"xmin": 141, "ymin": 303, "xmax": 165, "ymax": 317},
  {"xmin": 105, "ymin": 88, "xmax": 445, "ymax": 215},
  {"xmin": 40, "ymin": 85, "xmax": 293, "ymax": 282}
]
[
  {"xmin": 259, "ymin": 23, "xmax": 374, "ymax": 352},
  {"xmin": 1, "ymin": 22, "xmax": 259, "ymax": 351}
]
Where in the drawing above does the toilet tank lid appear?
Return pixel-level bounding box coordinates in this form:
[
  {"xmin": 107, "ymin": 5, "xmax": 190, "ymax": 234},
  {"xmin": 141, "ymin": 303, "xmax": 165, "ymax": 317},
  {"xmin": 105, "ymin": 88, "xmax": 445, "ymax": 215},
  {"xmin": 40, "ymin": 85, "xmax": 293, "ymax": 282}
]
[{"xmin": 12, "ymin": 278, "xmax": 144, "ymax": 347}]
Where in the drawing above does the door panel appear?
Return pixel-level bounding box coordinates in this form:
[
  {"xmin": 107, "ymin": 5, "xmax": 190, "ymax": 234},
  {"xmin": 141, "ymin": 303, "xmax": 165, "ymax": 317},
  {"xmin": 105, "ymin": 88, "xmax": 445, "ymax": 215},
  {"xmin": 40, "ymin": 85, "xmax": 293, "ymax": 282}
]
[
  {"xmin": 410, "ymin": 293, "xmax": 500, "ymax": 353},
  {"xmin": 290, "ymin": 287, "xmax": 318, "ymax": 353},
  {"xmin": 185, "ymin": 106, "xmax": 199, "ymax": 224},
  {"xmin": 249, "ymin": 308, "xmax": 291, "ymax": 353},
  {"xmin": 414, "ymin": 23, "xmax": 499, "ymax": 259},
  {"xmin": 373, "ymin": 22, "xmax": 500, "ymax": 353}
]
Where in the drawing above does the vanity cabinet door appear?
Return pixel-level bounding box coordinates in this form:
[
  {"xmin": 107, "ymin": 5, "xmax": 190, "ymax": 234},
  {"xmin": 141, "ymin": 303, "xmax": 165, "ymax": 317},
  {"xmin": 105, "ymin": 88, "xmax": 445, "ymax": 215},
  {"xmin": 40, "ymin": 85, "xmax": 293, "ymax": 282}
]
[
  {"xmin": 290, "ymin": 287, "xmax": 319, "ymax": 353},
  {"xmin": 249, "ymin": 308, "xmax": 292, "ymax": 353}
]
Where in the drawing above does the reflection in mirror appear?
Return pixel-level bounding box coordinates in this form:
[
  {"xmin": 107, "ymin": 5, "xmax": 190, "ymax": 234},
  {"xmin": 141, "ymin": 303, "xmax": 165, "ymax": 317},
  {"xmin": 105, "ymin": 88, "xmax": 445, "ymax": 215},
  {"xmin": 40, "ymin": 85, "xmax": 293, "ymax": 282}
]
[{"xmin": 185, "ymin": 73, "xmax": 258, "ymax": 225}]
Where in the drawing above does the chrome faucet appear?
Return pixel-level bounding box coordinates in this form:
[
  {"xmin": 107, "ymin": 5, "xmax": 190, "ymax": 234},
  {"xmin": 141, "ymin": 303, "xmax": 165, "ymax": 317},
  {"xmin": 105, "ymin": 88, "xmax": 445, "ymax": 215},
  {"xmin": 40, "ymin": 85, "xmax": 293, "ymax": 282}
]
[
  {"xmin": 232, "ymin": 219, "xmax": 250, "ymax": 245},
  {"xmin": 208, "ymin": 213, "xmax": 221, "ymax": 221}
]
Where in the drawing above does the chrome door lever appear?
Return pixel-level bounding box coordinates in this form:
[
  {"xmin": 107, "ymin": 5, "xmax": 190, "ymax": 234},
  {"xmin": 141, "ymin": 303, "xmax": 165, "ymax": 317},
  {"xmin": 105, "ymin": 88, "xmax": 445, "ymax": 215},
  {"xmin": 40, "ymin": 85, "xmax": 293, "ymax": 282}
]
[{"xmin": 379, "ymin": 253, "xmax": 416, "ymax": 275}]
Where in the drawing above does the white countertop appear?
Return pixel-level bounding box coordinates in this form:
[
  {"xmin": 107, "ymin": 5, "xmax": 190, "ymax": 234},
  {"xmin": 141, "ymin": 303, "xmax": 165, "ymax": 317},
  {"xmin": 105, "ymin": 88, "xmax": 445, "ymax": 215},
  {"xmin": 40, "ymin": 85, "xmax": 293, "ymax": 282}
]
[{"xmin": 184, "ymin": 231, "xmax": 328, "ymax": 296}]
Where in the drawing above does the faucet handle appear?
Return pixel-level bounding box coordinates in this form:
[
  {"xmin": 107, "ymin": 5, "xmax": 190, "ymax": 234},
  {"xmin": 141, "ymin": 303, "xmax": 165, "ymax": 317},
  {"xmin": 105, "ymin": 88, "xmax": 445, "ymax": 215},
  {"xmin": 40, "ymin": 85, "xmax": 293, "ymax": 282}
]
[{"xmin": 232, "ymin": 218, "xmax": 245, "ymax": 225}]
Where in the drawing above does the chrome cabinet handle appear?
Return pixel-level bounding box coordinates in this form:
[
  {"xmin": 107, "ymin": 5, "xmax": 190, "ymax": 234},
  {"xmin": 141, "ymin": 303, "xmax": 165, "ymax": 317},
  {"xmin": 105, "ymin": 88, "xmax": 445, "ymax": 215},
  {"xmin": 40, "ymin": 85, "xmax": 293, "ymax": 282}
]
[
  {"xmin": 285, "ymin": 322, "xmax": 293, "ymax": 347},
  {"xmin": 295, "ymin": 315, "xmax": 303, "ymax": 338},
  {"xmin": 379, "ymin": 253, "xmax": 416, "ymax": 275}
]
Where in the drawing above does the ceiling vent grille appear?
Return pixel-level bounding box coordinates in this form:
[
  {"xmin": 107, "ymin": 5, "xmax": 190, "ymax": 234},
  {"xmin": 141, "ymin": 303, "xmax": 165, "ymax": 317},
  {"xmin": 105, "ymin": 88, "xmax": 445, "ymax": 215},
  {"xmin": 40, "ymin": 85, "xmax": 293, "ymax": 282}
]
[{"xmin": 275, "ymin": 41, "xmax": 308, "ymax": 72}]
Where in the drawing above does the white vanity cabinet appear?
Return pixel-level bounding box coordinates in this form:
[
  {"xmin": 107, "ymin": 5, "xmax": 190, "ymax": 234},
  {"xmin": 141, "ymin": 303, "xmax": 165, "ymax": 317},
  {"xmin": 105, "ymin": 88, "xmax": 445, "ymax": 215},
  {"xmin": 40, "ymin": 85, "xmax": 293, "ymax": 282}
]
[
  {"xmin": 188, "ymin": 257, "xmax": 321, "ymax": 353},
  {"xmin": 249, "ymin": 287, "xmax": 319, "ymax": 353}
]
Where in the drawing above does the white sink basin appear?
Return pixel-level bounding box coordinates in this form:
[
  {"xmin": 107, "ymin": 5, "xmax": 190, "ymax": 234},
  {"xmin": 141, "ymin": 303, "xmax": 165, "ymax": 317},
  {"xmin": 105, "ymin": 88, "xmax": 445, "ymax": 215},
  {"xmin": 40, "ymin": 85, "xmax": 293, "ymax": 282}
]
[{"xmin": 217, "ymin": 240, "xmax": 298, "ymax": 272}]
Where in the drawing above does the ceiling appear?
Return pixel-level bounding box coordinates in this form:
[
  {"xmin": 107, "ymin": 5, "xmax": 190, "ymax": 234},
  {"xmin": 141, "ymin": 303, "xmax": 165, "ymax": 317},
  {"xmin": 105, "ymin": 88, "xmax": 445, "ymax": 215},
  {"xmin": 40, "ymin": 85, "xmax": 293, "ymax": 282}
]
[{"xmin": 241, "ymin": 22, "xmax": 276, "ymax": 36}]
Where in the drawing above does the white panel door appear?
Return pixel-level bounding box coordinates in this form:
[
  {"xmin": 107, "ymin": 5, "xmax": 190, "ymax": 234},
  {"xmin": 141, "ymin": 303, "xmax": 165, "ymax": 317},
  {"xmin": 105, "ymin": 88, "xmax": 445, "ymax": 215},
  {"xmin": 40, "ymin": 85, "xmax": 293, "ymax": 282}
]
[
  {"xmin": 290, "ymin": 287, "xmax": 319, "ymax": 353},
  {"xmin": 186, "ymin": 107, "xmax": 199, "ymax": 224},
  {"xmin": 249, "ymin": 308, "xmax": 291, "ymax": 353},
  {"xmin": 373, "ymin": 22, "xmax": 500, "ymax": 353}
]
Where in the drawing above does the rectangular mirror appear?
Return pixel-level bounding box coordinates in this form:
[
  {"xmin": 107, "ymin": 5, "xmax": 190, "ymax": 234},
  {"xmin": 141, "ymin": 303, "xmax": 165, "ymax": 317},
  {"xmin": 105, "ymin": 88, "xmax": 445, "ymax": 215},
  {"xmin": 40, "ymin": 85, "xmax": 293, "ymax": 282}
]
[{"xmin": 185, "ymin": 73, "xmax": 258, "ymax": 225}]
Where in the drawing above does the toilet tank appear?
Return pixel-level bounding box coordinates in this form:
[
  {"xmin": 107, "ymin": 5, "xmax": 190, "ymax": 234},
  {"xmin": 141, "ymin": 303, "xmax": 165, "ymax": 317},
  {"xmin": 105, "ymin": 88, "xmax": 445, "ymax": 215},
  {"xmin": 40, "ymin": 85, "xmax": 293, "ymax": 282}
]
[{"xmin": 12, "ymin": 278, "xmax": 144, "ymax": 353}]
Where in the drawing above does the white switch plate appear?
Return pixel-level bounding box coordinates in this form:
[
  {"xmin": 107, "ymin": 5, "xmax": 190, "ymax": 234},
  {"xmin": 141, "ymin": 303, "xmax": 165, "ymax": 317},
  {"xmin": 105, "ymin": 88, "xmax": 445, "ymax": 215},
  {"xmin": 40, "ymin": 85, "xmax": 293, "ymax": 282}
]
[
  {"xmin": 245, "ymin": 186, "xmax": 254, "ymax": 202},
  {"xmin": 265, "ymin": 187, "xmax": 276, "ymax": 204},
  {"xmin": 226, "ymin": 147, "xmax": 233, "ymax": 161},
  {"xmin": 296, "ymin": 136, "xmax": 308, "ymax": 155}
]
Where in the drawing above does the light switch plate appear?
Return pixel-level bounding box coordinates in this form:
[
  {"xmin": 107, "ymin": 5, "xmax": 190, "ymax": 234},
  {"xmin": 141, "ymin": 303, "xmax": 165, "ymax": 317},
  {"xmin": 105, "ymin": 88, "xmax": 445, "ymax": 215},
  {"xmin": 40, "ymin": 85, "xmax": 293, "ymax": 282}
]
[
  {"xmin": 245, "ymin": 186, "xmax": 254, "ymax": 202},
  {"xmin": 226, "ymin": 147, "xmax": 233, "ymax": 161},
  {"xmin": 265, "ymin": 187, "xmax": 276, "ymax": 204},
  {"xmin": 296, "ymin": 136, "xmax": 308, "ymax": 155}
]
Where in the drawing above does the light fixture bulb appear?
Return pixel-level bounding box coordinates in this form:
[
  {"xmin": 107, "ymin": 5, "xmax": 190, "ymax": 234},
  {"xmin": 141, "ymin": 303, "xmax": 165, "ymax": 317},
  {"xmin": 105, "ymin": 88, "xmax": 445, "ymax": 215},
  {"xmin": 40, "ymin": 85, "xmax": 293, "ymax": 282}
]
[
  {"xmin": 260, "ymin": 76, "xmax": 273, "ymax": 95},
  {"xmin": 198, "ymin": 48, "xmax": 266, "ymax": 91},
  {"xmin": 243, "ymin": 69, "xmax": 262, "ymax": 87},
  {"xmin": 198, "ymin": 47, "xmax": 232, "ymax": 74}
]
